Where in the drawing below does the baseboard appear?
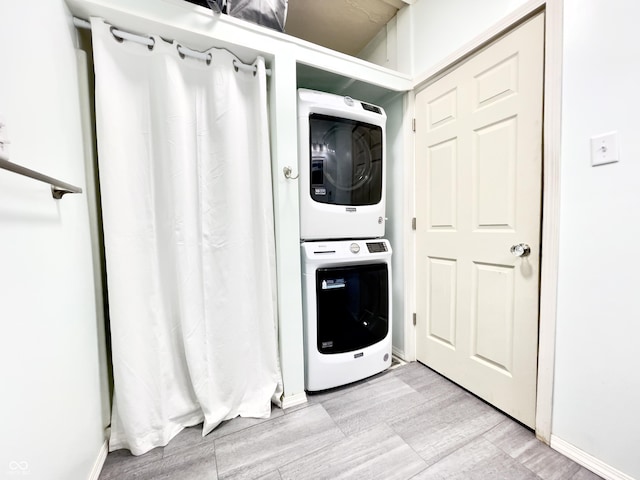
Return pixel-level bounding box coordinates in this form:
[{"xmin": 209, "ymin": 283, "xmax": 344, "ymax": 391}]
[
  {"xmin": 392, "ymin": 346, "xmax": 406, "ymax": 361},
  {"xmin": 88, "ymin": 437, "xmax": 109, "ymax": 480},
  {"xmin": 550, "ymin": 435, "xmax": 635, "ymax": 480},
  {"xmin": 281, "ymin": 392, "xmax": 308, "ymax": 410}
]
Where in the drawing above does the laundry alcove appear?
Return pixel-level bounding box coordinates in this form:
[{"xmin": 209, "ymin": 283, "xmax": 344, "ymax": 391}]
[
  {"xmin": 66, "ymin": 0, "xmax": 412, "ymax": 441},
  {"xmin": 296, "ymin": 63, "xmax": 410, "ymax": 361}
]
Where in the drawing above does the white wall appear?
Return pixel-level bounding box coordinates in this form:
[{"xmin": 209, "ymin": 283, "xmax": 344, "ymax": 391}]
[
  {"xmin": 380, "ymin": 93, "xmax": 408, "ymax": 356},
  {"xmin": 358, "ymin": 5, "xmax": 412, "ymax": 74},
  {"xmin": 408, "ymin": 0, "xmax": 529, "ymax": 75},
  {"xmin": 359, "ymin": 0, "xmax": 528, "ymax": 76},
  {"xmin": 0, "ymin": 2, "xmax": 108, "ymax": 479},
  {"xmin": 552, "ymin": 1, "xmax": 640, "ymax": 477},
  {"xmin": 358, "ymin": 16, "xmax": 399, "ymax": 71}
]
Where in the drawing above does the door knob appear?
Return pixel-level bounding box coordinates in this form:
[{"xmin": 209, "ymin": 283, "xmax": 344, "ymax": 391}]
[{"xmin": 510, "ymin": 243, "xmax": 531, "ymax": 257}]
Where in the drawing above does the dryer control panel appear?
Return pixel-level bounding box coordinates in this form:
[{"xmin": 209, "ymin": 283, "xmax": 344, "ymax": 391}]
[{"xmin": 366, "ymin": 242, "xmax": 388, "ymax": 253}]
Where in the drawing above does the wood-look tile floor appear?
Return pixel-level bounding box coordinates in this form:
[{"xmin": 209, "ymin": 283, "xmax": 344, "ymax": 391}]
[{"xmin": 99, "ymin": 362, "xmax": 602, "ymax": 480}]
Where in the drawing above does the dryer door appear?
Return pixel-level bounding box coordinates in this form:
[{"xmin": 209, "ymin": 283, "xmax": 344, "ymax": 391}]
[
  {"xmin": 309, "ymin": 114, "xmax": 383, "ymax": 206},
  {"xmin": 315, "ymin": 263, "xmax": 389, "ymax": 354}
]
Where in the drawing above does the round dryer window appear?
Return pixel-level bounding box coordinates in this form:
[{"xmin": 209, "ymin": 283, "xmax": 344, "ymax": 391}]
[
  {"xmin": 309, "ymin": 114, "xmax": 383, "ymax": 206},
  {"xmin": 322, "ymin": 124, "xmax": 373, "ymax": 191}
]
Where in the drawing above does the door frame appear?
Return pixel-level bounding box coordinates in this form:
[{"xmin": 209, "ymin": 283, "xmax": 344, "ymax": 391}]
[{"xmin": 405, "ymin": 0, "xmax": 563, "ymax": 444}]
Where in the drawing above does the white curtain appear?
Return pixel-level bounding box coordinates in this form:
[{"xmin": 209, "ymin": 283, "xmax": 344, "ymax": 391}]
[{"xmin": 90, "ymin": 18, "xmax": 283, "ymax": 455}]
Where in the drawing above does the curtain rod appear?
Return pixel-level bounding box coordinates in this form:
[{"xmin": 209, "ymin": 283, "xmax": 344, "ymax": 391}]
[
  {"xmin": 0, "ymin": 156, "xmax": 83, "ymax": 199},
  {"xmin": 72, "ymin": 17, "xmax": 271, "ymax": 75}
]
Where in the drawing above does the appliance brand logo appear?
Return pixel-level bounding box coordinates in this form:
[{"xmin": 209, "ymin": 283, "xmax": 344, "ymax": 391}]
[
  {"xmin": 322, "ymin": 279, "xmax": 346, "ymax": 290},
  {"xmin": 346, "ymin": 207, "xmax": 356, "ymax": 212},
  {"xmin": 354, "ymin": 352, "xmax": 364, "ymax": 359}
]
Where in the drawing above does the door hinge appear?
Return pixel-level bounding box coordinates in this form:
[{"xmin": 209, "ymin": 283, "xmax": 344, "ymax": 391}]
[
  {"xmin": 412, "ymin": 118, "xmax": 416, "ymax": 132},
  {"xmin": 413, "ymin": 313, "xmax": 417, "ymax": 326},
  {"xmin": 412, "ymin": 217, "xmax": 416, "ymax": 230}
]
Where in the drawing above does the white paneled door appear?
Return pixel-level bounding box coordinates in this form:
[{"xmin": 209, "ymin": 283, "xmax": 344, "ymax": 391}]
[{"xmin": 414, "ymin": 13, "xmax": 544, "ymax": 427}]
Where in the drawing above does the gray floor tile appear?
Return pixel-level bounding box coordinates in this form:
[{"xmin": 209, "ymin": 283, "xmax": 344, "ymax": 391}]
[
  {"xmin": 522, "ymin": 450, "xmax": 582, "ymax": 480},
  {"xmin": 98, "ymin": 363, "xmax": 595, "ymax": 480},
  {"xmin": 208, "ymin": 407, "xmax": 286, "ymax": 441},
  {"xmin": 392, "ymin": 363, "xmax": 464, "ymax": 402},
  {"xmin": 214, "ymin": 403, "xmax": 344, "ymax": 480},
  {"xmin": 392, "ymin": 361, "xmax": 441, "ymax": 386},
  {"xmin": 483, "ymin": 420, "xmax": 581, "ymax": 480},
  {"xmin": 163, "ymin": 407, "xmax": 285, "ymax": 457},
  {"xmin": 131, "ymin": 442, "xmax": 217, "ymax": 480},
  {"xmin": 162, "ymin": 424, "xmax": 212, "ymax": 458},
  {"xmin": 571, "ymin": 467, "xmax": 603, "ymax": 480},
  {"xmin": 284, "ymin": 367, "xmax": 397, "ymax": 416},
  {"xmin": 99, "ymin": 446, "xmax": 164, "ymax": 480},
  {"xmin": 320, "ymin": 374, "xmax": 428, "ymax": 436},
  {"xmin": 390, "ymin": 390, "xmax": 505, "ymax": 466},
  {"xmin": 256, "ymin": 471, "xmax": 282, "ymax": 480},
  {"xmin": 279, "ymin": 423, "xmax": 427, "ymax": 480},
  {"xmin": 411, "ymin": 437, "xmax": 542, "ymax": 480},
  {"xmin": 483, "ymin": 419, "xmax": 541, "ymax": 458},
  {"xmin": 304, "ymin": 367, "xmax": 395, "ymax": 405},
  {"xmin": 281, "ymin": 400, "xmax": 313, "ymax": 414}
]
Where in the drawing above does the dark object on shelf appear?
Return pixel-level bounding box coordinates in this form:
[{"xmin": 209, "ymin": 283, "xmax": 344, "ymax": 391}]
[
  {"xmin": 183, "ymin": 0, "xmax": 221, "ymax": 10},
  {"xmin": 183, "ymin": 0, "xmax": 287, "ymax": 32},
  {"xmin": 227, "ymin": 0, "xmax": 287, "ymax": 32}
]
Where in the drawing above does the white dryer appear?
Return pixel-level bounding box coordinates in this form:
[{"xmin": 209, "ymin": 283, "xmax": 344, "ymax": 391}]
[
  {"xmin": 297, "ymin": 89, "xmax": 387, "ymax": 240},
  {"xmin": 301, "ymin": 239, "xmax": 392, "ymax": 391}
]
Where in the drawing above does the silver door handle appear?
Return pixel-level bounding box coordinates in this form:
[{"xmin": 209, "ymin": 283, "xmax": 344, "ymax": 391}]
[{"xmin": 510, "ymin": 243, "xmax": 531, "ymax": 257}]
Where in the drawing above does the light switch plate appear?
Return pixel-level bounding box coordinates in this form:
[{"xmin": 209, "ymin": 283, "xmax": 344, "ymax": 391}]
[{"xmin": 591, "ymin": 131, "xmax": 619, "ymax": 166}]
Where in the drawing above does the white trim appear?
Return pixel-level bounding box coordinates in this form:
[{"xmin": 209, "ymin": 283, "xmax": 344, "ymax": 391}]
[
  {"xmin": 412, "ymin": 0, "xmax": 545, "ymax": 92},
  {"xmin": 281, "ymin": 392, "xmax": 308, "ymax": 410},
  {"xmin": 406, "ymin": 0, "xmax": 561, "ymax": 444},
  {"xmin": 380, "ymin": 0, "xmax": 412, "ymax": 9},
  {"xmin": 392, "ymin": 345, "xmax": 406, "ymax": 361},
  {"xmin": 87, "ymin": 438, "xmax": 109, "ymax": 480},
  {"xmin": 550, "ymin": 435, "xmax": 635, "ymax": 480},
  {"xmin": 403, "ymin": 89, "xmax": 417, "ymax": 362},
  {"xmin": 535, "ymin": 0, "xmax": 563, "ymax": 445},
  {"xmin": 65, "ymin": 0, "xmax": 412, "ymax": 92},
  {"xmin": 390, "ymin": 353, "xmax": 407, "ymax": 369}
]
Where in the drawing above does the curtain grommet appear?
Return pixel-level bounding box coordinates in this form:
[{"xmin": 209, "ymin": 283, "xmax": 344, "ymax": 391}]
[{"xmin": 109, "ymin": 26, "xmax": 124, "ymax": 43}]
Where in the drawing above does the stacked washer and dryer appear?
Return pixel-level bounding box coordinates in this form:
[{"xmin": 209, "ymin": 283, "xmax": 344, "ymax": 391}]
[{"xmin": 297, "ymin": 89, "xmax": 392, "ymax": 392}]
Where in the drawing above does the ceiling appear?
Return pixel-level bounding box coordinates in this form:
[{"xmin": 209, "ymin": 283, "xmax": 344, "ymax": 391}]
[{"xmin": 284, "ymin": 0, "xmax": 407, "ymax": 56}]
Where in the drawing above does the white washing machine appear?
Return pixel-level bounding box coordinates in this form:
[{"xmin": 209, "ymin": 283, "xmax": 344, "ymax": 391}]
[
  {"xmin": 297, "ymin": 89, "xmax": 387, "ymax": 241},
  {"xmin": 301, "ymin": 238, "xmax": 392, "ymax": 391}
]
